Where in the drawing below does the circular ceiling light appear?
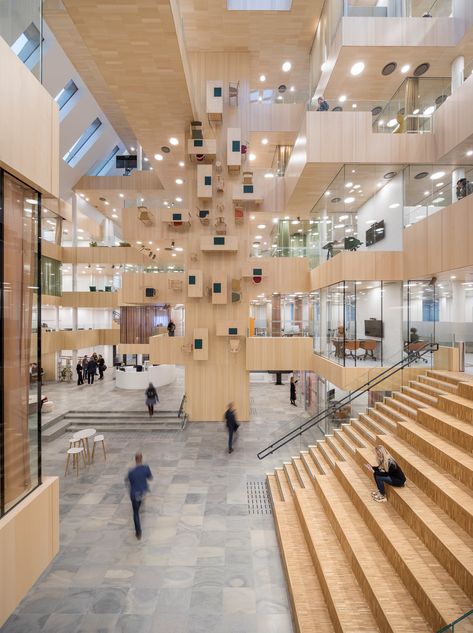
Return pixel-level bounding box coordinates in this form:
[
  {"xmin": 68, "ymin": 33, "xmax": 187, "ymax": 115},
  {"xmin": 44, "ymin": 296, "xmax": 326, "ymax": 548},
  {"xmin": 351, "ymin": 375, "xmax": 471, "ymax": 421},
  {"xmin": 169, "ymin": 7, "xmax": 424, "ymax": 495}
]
[
  {"xmin": 257, "ymin": 224, "xmax": 266, "ymax": 229},
  {"xmin": 430, "ymin": 171, "xmax": 445, "ymax": 180},
  {"xmin": 414, "ymin": 171, "xmax": 429, "ymax": 179},
  {"xmin": 290, "ymin": 86, "xmax": 295, "ymax": 92},
  {"xmin": 387, "ymin": 118, "xmax": 398, "ymax": 128},
  {"xmin": 400, "ymin": 64, "xmax": 410, "ymax": 74},
  {"xmin": 264, "ymin": 172, "xmax": 274, "ymax": 178},
  {"xmin": 321, "ymin": 61, "xmax": 329, "ymax": 72},
  {"xmin": 154, "ymin": 153, "xmax": 163, "ymax": 161},
  {"xmin": 175, "ymin": 178, "xmax": 184, "ymax": 185},
  {"xmin": 338, "ymin": 95, "xmax": 347, "ymax": 103},
  {"xmin": 384, "ymin": 171, "xmax": 397, "ymax": 179},
  {"xmin": 435, "ymin": 94, "xmax": 448, "ymax": 106},
  {"xmin": 371, "ymin": 106, "xmax": 383, "ymax": 116},
  {"xmin": 282, "ymin": 61, "xmax": 292, "ymax": 72},
  {"xmin": 350, "ymin": 62, "xmax": 365, "ymax": 76},
  {"xmin": 331, "ymin": 197, "xmax": 341, "ymax": 203},
  {"xmin": 389, "ymin": 203, "xmax": 400, "ymax": 209},
  {"xmin": 261, "ymin": 138, "xmax": 269, "ymax": 145},
  {"xmin": 467, "ymin": 150, "xmax": 473, "ymax": 157},
  {"xmin": 414, "ymin": 62, "xmax": 430, "ymax": 77},
  {"xmin": 423, "ymin": 105, "xmax": 435, "ymax": 116},
  {"xmin": 249, "ymin": 153, "xmax": 256, "ymax": 161},
  {"xmin": 259, "ymin": 74, "xmax": 266, "ymax": 82},
  {"xmin": 382, "ymin": 62, "xmax": 397, "ymax": 76},
  {"xmin": 278, "ymin": 84, "xmax": 287, "ymax": 93},
  {"xmin": 344, "ymin": 197, "xmax": 355, "ymax": 204},
  {"xmin": 169, "ymin": 137, "xmax": 179, "ymax": 146},
  {"xmin": 175, "ymin": 196, "xmax": 182, "ymax": 202},
  {"xmin": 161, "ymin": 146, "xmax": 171, "ymax": 153}
]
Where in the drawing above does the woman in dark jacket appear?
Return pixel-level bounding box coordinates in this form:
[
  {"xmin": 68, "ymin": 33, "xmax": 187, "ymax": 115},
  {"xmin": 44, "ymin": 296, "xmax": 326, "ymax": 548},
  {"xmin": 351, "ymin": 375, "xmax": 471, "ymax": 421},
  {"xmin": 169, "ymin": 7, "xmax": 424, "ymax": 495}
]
[
  {"xmin": 87, "ymin": 357, "xmax": 97, "ymax": 384},
  {"xmin": 365, "ymin": 445, "xmax": 406, "ymax": 502},
  {"xmin": 290, "ymin": 376, "xmax": 298, "ymax": 406},
  {"xmin": 145, "ymin": 382, "xmax": 159, "ymax": 417},
  {"xmin": 76, "ymin": 362, "xmax": 83, "ymax": 386},
  {"xmin": 98, "ymin": 355, "xmax": 106, "ymax": 380}
]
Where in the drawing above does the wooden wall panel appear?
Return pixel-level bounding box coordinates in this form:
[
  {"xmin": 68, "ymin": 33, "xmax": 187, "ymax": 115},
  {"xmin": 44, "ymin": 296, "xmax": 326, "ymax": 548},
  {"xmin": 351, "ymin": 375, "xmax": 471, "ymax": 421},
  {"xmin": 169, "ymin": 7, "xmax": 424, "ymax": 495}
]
[
  {"xmin": 41, "ymin": 329, "xmax": 118, "ymax": 353},
  {"xmin": 211, "ymin": 276, "xmax": 227, "ymax": 304},
  {"xmin": 310, "ymin": 251, "xmax": 404, "ymax": 290},
  {"xmin": 62, "ymin": 246, "xmax": 150, "ymax": 265},
  {"xmin": 246, "ymin": 337, "xmax": 314, "ymax": 371},
  {"xmin": 60, "ymin": 292, "xmax": 119, "ymax": 309},
  {"xmin": 403, "ymin": 221, "xmax": 428, "ymax": 280},
  {"xmin": 41, "ymin": 241, "xmax": 63, "ymax": 262},
  {"xmin": 193, "ymin": 328, "xmax": 209, "ymax": 361},
  {"xmin": 120, "ymin": 306, "xmax": 167, "ymax": 344},
  {"xmin": 0, "ymin": 37, "xmax": 59, "ymax": 196},
  {"xmin": 120, "ymin": 272, "xmax": 186, "ymax": 305}
]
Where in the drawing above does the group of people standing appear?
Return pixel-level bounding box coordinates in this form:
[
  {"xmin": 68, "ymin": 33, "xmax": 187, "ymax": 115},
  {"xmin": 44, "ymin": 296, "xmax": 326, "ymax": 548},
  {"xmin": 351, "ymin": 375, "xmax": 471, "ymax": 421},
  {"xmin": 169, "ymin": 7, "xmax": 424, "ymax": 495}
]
[{"xmin": 76, "ymin": 353, "xmax": 106, "ymax": 385}]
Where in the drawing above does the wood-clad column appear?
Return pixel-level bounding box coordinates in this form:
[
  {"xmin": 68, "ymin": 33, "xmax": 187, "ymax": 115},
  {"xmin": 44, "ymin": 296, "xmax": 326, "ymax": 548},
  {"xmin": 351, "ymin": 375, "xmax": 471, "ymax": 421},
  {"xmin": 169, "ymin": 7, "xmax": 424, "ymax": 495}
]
[{"xmin": 272, "ymin": 294, "xmax": 281, "ymax": 337}]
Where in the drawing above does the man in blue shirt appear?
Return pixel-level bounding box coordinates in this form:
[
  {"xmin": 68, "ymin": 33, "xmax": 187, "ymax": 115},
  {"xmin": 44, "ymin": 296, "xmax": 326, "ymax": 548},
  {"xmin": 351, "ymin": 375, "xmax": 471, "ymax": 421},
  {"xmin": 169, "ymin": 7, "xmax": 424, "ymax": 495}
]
[{"xmin": 126, "ymin": 452, "xmax": 153, "ymax": 540}]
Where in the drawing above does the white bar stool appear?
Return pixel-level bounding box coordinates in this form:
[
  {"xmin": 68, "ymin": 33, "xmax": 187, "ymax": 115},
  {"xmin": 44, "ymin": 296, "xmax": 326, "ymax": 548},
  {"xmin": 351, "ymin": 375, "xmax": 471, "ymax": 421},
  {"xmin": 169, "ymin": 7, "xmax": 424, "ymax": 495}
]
[
  {"xmin": 92, "ymin": 434, "xmax": 106, "ymax": 462},
  {"xmin": 65, "ymin": 447, "xmax": 85, "ymax": 477}
]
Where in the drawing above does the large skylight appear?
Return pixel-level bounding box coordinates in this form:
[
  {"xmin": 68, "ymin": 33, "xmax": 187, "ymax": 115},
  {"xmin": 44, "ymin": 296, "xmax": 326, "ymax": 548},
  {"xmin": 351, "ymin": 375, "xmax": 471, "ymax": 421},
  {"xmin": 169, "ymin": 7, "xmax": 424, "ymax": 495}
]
[
  {"xmin": 55, "ymin": 79, "xmax": 79, "ymax": 111},
  {"xmin": 11, "ymin": 22, "xmax": 41, "ymax": 69},
  {"xmin": 227, "ymin": 0, "xmax": 292, "ymax": 9},
  {"xmin": 88, "ymin": 145, "xmax": 120, "ymax": 176},
  {"xmin": 63, "ymin": 117, "xmax": 102, "ymax": 167}
]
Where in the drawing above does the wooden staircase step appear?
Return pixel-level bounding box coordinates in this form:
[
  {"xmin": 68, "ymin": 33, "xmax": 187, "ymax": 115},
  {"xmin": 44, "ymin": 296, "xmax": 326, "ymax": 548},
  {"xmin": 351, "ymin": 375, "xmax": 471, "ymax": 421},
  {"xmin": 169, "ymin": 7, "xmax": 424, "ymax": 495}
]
[
  {"xmin": 292, "ymin": 477, "xmax": 382, "ymax": 632},
  {"xmin": 438, "ymin": 393, "xmax": 473, "ymax": 424},
  {"xmin": 283, "ymin": 461, "xmax": 303, "ymax": 493},
  {"xmin": 326, "ymin": 434, "xmax": 349, "ymax": 461},
  {"xmin": 428, "ymin": 370, "xmax": 473, "ymax": 386},
  {"xmin": 275, "ymin": 467, "xmax": 292, "ymax": 501},
  {"xmin": 308, "ymin": 444, "xmax": 333, "ymax": 476},
  {"xmin": 343, "ymin": 423, "xmax": 368, "ymax": 448},
  {"xmin": 359, "ymin": 412, "xmax": 388, "ymax": 437},
  {"xmin": 402, "ymin": 385, "xmax": 437, "ymax": 406},
  {"xmin": 376, "ymin": 434, "xmax": 473, "ymax": 538},
  {"xmin": 411, "ymin": 379, "xmax": 447, "ymax": 398},
  {"xmin": 267, "ymin": 474, "xmax": 336, "ymax": 633},
  {"xmin": 317, "ymin": 440, "xmax": 338, "ymax": 471},
  {"xmin": 300, "ymin": 450, "xmax": 321, "ymax": 480},
  {"xmin": 352, "ymin": 417, "xmax": 378, "ymax": 445},
  {"xmin": 417, "ymin": 407, "xmax": 473, "ymax": 453},
  {"xmin": 393, "ymin": 391, "xmax": 426, "ymax": 412},
  {"xmin": 418, "ymin": 374, "xmax": 458, "ymax": 394},
  {"xmin": 376, "ymin": 401, "xmax": 408, "ymax": 424},
  {"xmin": 384, "ymin": 396, "xmax": 417, "ymax": 420},
  {"xmin": 313, "ymin": 473, "xmax": 432, "ymax": 633},
  {"xmin": 292, "ymin": 456, "xmax": 312, "ymax": 488},
  {"xmin": 396, "ymin": 421, "xmax": 473, "ymax": 489},
  {"xmin": 370, "ymin": 406, "xmax": 399, "ymax": 432},
  {"xmin": 334, "ymin": 460, "xmax": 473, "ymax": 630},
  {"xmin": 333, "ymin": 425, "xmax": 358, "ymax": 456}
]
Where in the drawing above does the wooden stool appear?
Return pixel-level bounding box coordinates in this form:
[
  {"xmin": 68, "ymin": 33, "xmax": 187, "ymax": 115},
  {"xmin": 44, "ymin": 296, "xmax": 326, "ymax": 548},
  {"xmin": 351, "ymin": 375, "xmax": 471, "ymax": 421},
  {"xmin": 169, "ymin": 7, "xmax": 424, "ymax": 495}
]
[
  {"xmin": 65, "ymin": 447, "xmax": 85, "ymax": 477},
  {"xmin": 92, "ymin": 434, "xmax": 106, "ymax": 462}
]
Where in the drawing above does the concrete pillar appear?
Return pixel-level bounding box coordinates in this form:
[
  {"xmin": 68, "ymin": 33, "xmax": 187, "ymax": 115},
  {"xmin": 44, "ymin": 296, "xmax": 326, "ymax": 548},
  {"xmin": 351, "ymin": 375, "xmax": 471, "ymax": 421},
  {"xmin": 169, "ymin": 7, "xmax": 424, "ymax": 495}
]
[
  {"xmin": 103, "ymin": 218, "xmax": 114, "ymax": 246},
  {"xmin": 451, "ymin": 55, "xmax": 465, "ymax": 92},
  {"xmin": 137, "ymin": 145, "xmax": 143, "ymax": 171},
  {"xmin": 71, "ymin": 194, "xmax": 78, "ymax": 247}
]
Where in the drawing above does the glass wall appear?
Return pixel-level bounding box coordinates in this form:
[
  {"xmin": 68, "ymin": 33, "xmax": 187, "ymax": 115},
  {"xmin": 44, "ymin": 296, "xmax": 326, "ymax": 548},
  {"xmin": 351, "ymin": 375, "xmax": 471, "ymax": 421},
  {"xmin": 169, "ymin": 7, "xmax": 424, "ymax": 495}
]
[
  {"xmin": 0, "ymin": 0, "xmax": 43, "ymax": 82},
  {"xmin": 344, "ymin": 0, "xmax": 452, "ymax": 17},
  {"xmin": 249, "ymin": 293, "xmax": 314, "ymax": 337},
  {"xmin": 41, "ymin": 256, "xmax": 62, "ymax": 297},
  {"xmin": 1, "ymin": 170, "xmax": 41, "ymax": 514}
]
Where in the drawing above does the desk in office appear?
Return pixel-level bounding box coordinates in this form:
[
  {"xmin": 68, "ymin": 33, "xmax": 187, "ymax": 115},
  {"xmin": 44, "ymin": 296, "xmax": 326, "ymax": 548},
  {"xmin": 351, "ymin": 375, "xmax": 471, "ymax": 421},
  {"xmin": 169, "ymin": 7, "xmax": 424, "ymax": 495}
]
[{"xmin": 331, "ymin": 338, "xmax": 379, "ymax": 360}]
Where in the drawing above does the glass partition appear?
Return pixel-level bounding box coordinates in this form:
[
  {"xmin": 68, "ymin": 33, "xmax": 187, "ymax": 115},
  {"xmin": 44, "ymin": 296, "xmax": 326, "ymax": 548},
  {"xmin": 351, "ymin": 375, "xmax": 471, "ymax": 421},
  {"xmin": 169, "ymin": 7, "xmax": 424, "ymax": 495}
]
[
  {"xmin": 41, "ymin": 256, "xmax": 62, "ymax": 297},
  {"xmin": 344, "ymin": 0, "xmax": 452, "ymax": 17},
  {"xmin": 249, "ymin": 293, "xmax": 313, "ymax": 337},
  {"xmin": 0, "ymin": 0, "xmax": 43, "ymax": 82},
  {"xmin": 1, "ymin": 170, "xmax": 41, "ymax": 515}
]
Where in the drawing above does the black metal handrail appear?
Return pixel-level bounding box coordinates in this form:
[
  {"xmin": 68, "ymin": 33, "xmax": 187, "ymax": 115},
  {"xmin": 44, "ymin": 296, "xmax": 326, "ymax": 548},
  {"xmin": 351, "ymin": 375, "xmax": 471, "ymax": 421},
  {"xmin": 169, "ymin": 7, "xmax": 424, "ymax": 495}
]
[{"xmin": 257, "ymin": 342, "xmax": 439, "ymax": 460}]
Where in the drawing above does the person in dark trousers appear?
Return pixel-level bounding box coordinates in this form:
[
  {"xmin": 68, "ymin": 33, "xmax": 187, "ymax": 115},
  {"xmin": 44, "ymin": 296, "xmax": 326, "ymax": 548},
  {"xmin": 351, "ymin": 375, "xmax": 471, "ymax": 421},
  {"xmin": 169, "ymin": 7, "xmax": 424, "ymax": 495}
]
[
  {"xmin": 82, "ymin": 355, "xmax": 88, "ymax": 381},
  {"xmin": 316, "ymin": 96, "xmax": 329, "ymax": 111},
  {"xmin": 87, "ymin": 357, "xmax": 97, "ymax": 384},
  {"xmin": 167, "ymin": 320, "xmax": 176, "ymax": 337},
  {"xmin": 76, "ymin": 362, "xmax": 84, "ymax": 386},
  {"xmin": 290, "ymin": 376, "xmax": 298, "ymax": 406},
  {"xmin": 126, "ymin": 452, "xmax": 153, "ymax": 540},
  {"xmin": 98, "ymin": 355, "xmax": 106, "ymax": 380},
  {"xmin": 145, "ymin": 382, "xmax": 159, "ymax": 416},
  {"xmin": 365, "ymin": 445, "xmax": 406, "ymax": 503},
  {"xmin": 224, "ymin": 402, "xmax": 239, "ymax": 454}
]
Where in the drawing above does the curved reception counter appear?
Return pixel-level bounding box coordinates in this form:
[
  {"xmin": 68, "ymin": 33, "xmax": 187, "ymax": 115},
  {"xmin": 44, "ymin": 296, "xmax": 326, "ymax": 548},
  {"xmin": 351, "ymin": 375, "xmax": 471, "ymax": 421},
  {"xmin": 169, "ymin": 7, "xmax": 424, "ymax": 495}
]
[{"xmin": 115, "ymin": 365, "xmax": 176, "ymax": 390}]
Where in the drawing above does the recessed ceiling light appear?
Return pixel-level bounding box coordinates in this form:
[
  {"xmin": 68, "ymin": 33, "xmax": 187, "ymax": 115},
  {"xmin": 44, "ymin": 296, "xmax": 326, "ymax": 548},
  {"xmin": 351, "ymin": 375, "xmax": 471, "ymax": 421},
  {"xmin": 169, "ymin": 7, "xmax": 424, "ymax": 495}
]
[
  {"xmin": 424, "ymin": 190, "xmax": 430, "ymax": 196},
  {"xmin": 258, "ymin": 96, "xmax": 263, "ymax": 102},
  {"xmin": 324, "ymin": 191, "xmax": 331, "ymax": 196},
  {"xmin": 430, "ymin": 171, "xmax": 445, "ymax": 180},
  {"xmin": 401, "ymin": 64, "xmax": 410, "ymax": 74},
  {"xmin": 321, "ymin": 61, "xmax": 329, "ymax": 72},
  {"xmin": 130, "ymin": 146, "xmax": 136, "ymax": 151},
  {"xmin": 112, "ymin": 213, "xmax": 118, "ymax": 218},
  {"xmin": 467, "ymin": 150, "xmax": 473, "ymax": 157},
  {"xmin": 255, "ymin": 235, "xmax": 263, "ymax": 239},
  {"xmin": 264, "ymin": 172, "xmax": 274, "ymax": 178},
  {"xmin": 175, "ymin": 178, "xmax": 184, "ymax": 185},
  {"xmin": 175, "ymin": 247, "xmax": 184, "ymax": 252},
  {"xmin": 345, "ymin": 181, "xmax": 353, "ymax": 188},
  {"xmin": 172, "ymin": 253, "xmax": 177, "ymax": 257},
  {"xmin": 389, "ymin": 203, "xmax": 400, "ymax": 208},
  {"xmin": 415, "ymin": 171, "xmax": 429, "ymax": 179},
  {"xmin": 79, "ymin": 193, "xmax": 84, "ymax": 198},
  {"xmin": 414, "ymin": 62, "xmax": 430, "ymax": 77},
  {"xmin": 350, "ymin": 62, "xmax": 365, "ymax": 76},
  {"xmin": 261, "ymin": 138, "xmax": 268, "ymax": 145},
  {"xmin": 284, "ymin": 216, "xmax": 289, "ymax": 220},
  {"xmin": 169, "ymin": 137, "xmax": 179, "ymax": 146},
  {"xmin": 353, "ymin": 184, "xmax": 360, "ymax": 190},
  {"xmin": 250, "ymin": 215, "xmax": 256, "ymax": 220},
  {"xmin": 175, "ymin": 197, "xmax": 182, "ymax": 202},
  {"xmin": 282, "ymin": 61, "xmax": 292, "ymax": 72},
  {"xmin": 179, "ymin": 161, "xmax": 185, "ymax": 167},
  {"xmin": 119, "ymin": 193, "xmax": 124, "ymax": 198},
  {"xmin": 339, "ymin": 95, "xmax": 347, "ymax": 103},
  {"xmin": 387, "ymin": 118, "xmax": 398, "ymax": 128},
  {"xmin": 450, "ymin": 275, "xmax": 456, "ymax": 279},
  {"xmin": 384, "ymin": 171, "xmax": 396, "ymax": 179},
  {"xmin": 257, "ymin": 224, "xmax": 266, "ymax": 229},
  {"xmin": 249, "ymin": 153, "xmax": 256, "ymax": 161},
  {"xmin": 352, "ymin": 103, "xmax": 357, "ymax": 109},
  {"xmin": 423, "ymin": 105, "xmax": 435, "ymax": 116},
  {"xmin": 154, "ymin": 153, "xmax": 163, "ymax": 161},
  {"xmin": 136, "ymin": 241, "xmax": 142, "ymax": 245},
  {"xmin": 335, "ymin": 224, "xmax": 345, "ymax": 229},
  {"xmin": 435, "ymin": 182, "xmax": 444, "ymax": 187},
  {"xmin": 372, "ymin": 106, "xmax": 383, "ymax": 116},
  {"xmin": 259, "ymin": 74, "xmax": 266, "ymax": 82},
  {"xmin": 143, "ymin": 157, "xmax": 149, "ymax": 162},
  {"xmin": 290, "ymin": 86, "xmax": 295, "ymax": 92},
  {"xmin": 344, "ymin": 197, "xmax": 355, "ymax": 204},
  {"xmin": 382, "ymin": 62, "xmax": 397, "ymax": 76}
]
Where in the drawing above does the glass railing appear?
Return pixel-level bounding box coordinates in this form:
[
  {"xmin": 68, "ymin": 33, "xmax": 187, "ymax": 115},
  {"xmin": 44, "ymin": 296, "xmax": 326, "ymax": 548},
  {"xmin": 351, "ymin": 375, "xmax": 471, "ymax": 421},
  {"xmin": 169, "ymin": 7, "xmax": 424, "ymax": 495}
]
[
  {"xmin": 344, "ymin": 0, "xmax": 452, "ymax": 17},
  {"xmin": 308, "ymin": 98, "xmax": 387, "ymax": 114},
  {"xmin": 372, "ymin": 77, "xmax": 451, "ymax": 134},
  {"xmin": 250, "ymin": 87, "xmax": 309, "ymax": 106},
  {"xmin": 0, "ymin": 0, "xmax": 43, "ymax": 82},
  {"xmin": 437, "ymin": 609, "xmax": 473, "ymax": 632}
]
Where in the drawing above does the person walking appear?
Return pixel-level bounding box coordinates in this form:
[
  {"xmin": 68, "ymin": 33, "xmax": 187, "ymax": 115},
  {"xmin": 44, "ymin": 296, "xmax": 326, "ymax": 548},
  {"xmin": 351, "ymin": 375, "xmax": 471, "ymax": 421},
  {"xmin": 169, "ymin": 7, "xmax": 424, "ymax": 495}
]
[
  {"xmin": 87, "ymin": 356, "xmax": 97, "ymax": 385},
  {"xmin": 167, "ymin": 320, "xmax": 176, "ymax": 337},
  {"xmin": 126, "ymin": 452, "xmax": 153, "ymax": 540},
  {"xmin": 364, "ymin": 445, "xmax": 406, "ymax": 503},
  {"xmin": 145, "ymin": 382, "xmax": 159, "ymax": 416},
  {"xmin": 98, "ymin": 354, "xmax": 106, "ymax": 380},
  {"xmin": 76, "ymin": 361, "xmax": 84, "ymax": 386},
  {"xmin": 224, "ymin": 402, "xmax": 239, "ymax": 454},
  {"xmin": 290, "ymin": 376, "xmax": 298, "ymax": 406},
  {"xmin": 82, "ymin": 355, "xmax": 88, "ymax": 381}
]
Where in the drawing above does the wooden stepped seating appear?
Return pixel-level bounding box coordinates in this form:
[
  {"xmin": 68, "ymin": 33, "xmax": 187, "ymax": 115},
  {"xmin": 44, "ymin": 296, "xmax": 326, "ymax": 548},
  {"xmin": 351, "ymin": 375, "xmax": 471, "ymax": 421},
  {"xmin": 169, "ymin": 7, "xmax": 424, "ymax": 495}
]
[
  {"xmin": 267, "ymin": 472, "xmax": 335, "ymax": 633},
  {"xmin": 268, "ymin": 370, "xmax": 473, "ymax": 632}
]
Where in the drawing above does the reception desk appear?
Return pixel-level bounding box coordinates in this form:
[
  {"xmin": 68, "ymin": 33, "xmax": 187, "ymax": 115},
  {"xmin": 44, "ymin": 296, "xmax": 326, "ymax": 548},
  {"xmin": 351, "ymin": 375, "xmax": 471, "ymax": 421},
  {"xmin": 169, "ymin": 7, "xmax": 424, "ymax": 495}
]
[{"xmin": 115, "ymin": 364, "xmax": 176, "ymax": 390}]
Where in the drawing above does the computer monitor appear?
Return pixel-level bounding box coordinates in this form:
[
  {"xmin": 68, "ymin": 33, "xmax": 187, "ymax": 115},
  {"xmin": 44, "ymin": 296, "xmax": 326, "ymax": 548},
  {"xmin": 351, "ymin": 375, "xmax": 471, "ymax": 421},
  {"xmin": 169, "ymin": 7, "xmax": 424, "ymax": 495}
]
[
  {"xmin": 364, "ymin": 319, "xmax": 383, "ymax": 338},
  {"xmin": 366, "ymin": 220, "xmax": 385, "ymax": 247},
  {"xmin": 116, "ymin": 154, "xmax": 137, "ymax": 169}
]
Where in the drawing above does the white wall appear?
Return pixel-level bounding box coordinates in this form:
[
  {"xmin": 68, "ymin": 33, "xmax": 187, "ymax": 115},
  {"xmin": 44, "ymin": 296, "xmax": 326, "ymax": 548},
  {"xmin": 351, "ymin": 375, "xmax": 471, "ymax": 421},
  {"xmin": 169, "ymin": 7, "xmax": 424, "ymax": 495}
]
[{"xmin": 357, "ymin": 172, "xmax": 403, "ymax": 251}]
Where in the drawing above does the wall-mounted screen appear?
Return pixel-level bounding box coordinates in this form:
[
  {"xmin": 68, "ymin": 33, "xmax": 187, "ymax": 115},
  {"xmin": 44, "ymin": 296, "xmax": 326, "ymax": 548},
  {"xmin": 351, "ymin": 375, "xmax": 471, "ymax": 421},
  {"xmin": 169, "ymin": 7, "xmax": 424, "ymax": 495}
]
[
  {"xmin": 364, "ymin": 319, "xmax": 383, "ymax": 338},
  {"xmin": 116, "ymin": 155, "xmax": 137, "ymax": 169},
  {"xmin": 365, "ymin": 220, "xmax": 385, "ymax": 247}
]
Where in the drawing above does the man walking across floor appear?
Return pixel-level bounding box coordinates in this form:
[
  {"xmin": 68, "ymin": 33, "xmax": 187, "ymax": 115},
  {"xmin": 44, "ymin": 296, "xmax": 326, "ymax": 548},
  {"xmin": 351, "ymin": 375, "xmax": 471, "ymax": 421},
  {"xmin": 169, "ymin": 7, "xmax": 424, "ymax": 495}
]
[
  {"xmin": 224, "ymin": 402, "xmax": 239, "ymax": 454},
  {"xmin": 126, "ymin": 451, "xmax": 153, "ymax": 540}
]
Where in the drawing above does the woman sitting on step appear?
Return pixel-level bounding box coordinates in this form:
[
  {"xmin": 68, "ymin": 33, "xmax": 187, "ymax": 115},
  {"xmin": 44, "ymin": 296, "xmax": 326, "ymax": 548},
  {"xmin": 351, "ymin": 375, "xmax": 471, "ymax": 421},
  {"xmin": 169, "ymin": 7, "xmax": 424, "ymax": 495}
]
[{"xmin": 364, "ymin": 445, "xmax": 406, "ymax": 503}]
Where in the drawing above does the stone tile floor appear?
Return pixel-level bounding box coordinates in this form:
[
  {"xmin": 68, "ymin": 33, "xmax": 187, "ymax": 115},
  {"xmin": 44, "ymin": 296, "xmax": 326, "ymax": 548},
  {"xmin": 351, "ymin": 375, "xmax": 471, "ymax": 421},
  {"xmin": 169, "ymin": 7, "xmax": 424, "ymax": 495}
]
[{"xmin": 3, "ymin": 371, "xmax": 322, "ymax": 633}]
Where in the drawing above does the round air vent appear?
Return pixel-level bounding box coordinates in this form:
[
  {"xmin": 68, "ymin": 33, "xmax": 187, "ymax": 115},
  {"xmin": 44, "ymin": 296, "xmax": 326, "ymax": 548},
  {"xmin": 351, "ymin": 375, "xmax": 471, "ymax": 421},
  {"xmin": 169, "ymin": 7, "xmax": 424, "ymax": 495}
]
[
  {"xmin": 371, "ymin": 106, "xmax": 383, "ymax": 116},
  {"xmin": 332, "ymin": 106, "xmax": 343, "ymax": 112},
  {"xmin": 435, "ymin": 94, "xmax": 448, "ymax": 106},
  {"xmin": 384, "ymin": 171, "xmax": 397, "ymax": 179},
  {"xmin": 278, "ymin": 84, "xmax": 287, "ymax": 93},
  {"xmin": 161, "ymin": 145, "xmax": 171, "ymax": 153},
  {"xmin": 414, "ymin": 172, "xmax": 429, "ymax": 179},
  {"xmin": 414, "ymin": 62, "xmax": 430, "ymax": 77},
  {"xmin": 382, "ymin": 62, "xmax": 397, "ymax": 76},
  {"xmin": 99, "ymin": 197, "xmax": 107, "ymax": 202},
  {"xmin": 331, "ymin": 197, "xmax": 342, "ymax": 203}
]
